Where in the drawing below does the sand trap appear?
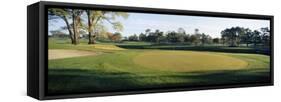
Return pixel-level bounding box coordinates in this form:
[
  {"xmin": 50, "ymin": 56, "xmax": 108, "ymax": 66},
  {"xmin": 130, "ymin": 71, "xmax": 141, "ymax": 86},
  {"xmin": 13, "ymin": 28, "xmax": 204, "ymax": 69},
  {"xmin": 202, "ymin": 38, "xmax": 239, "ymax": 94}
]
[{"xmin": 49, "ymin": 49, "xmax": 98, "ymax": 60}]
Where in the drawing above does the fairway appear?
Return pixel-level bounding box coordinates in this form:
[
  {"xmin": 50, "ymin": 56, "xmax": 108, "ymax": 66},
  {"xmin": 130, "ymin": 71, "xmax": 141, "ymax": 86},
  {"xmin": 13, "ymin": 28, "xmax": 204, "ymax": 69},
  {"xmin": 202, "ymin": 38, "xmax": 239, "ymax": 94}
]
[
  {"xmin": 45, "ymin": 7, "xmax": 272, "ymax": 97},
  {"xmin": 134, "ymin": 51, "xmax": 248, "ymax": 72}
]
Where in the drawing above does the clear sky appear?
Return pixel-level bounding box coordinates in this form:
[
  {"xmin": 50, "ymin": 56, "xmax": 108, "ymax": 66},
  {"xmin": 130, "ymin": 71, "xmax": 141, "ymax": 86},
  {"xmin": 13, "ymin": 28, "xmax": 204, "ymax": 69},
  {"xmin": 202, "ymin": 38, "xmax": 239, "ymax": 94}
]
[{"xmin": 48, "ymin": 11, "xmax": 270, "ymax": 38}]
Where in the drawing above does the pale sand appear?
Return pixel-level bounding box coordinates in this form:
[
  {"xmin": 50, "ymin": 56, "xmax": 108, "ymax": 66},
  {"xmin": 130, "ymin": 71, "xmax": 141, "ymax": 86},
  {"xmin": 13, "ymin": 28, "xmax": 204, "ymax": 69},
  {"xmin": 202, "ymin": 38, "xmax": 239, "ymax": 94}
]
[{"xmin": 48, "ymin": 49, "xmax": 98, "ymax": 60}]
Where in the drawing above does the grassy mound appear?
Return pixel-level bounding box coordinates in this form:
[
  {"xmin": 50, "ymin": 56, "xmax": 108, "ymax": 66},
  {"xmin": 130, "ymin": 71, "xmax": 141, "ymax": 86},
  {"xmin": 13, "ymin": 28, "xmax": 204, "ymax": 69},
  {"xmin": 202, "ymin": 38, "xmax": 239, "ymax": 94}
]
[{"xmin": 133, "ymin": 51, "xmax": 248, "ymax": 72}]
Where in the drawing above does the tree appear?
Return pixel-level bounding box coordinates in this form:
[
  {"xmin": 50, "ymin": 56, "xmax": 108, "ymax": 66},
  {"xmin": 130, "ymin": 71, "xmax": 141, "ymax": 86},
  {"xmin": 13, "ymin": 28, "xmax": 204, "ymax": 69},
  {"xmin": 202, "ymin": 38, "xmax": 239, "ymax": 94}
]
[
  {"xmin": 194, "ymin": 34, "xmax": 202, "ymax": 45},
  {"xmin": 154, "ymin": 29, "xmax": 164, "ymax": 43},
  {"xmin": 221, "ymin": 27, "xmax": 242, "ymax": 47},
  {"xmin": 145, "ymin": 29, "xmax": 151, "ymax": 35},
  {"xmin": 166, "ymin": 31, "xmax": 178, "ymax": 43},
  {"xmin": 260, "ymin": 27, "xmax": 270, "ymax": 46},
  {"xmin": 184, "ymin": 34, "xmax": 191, "ymax": 43},
  {"xmin": 204, "ymin": 34, "xmax": 213, "ymax": 44},
  {"xmin": 213, "ymin": 38, "xmax": 220, "ymax": 44},
  {"xmin": 139, "ymin": 33, "xmax": 146, "ymax": 41},
  {"xmin": 145, "ymin": 29, "xmax": 163, "ymax": 43},
  {"xmin": 177, "ymin": 33, "xmax": 185, "ymax": 43},
  {"xmin": 192, "ymin": 29, "xmax": 202, "ymax": 45},
  {"xmin": 177, "ymin": 27, "xmax": 186, "ymax": 34},
  {"xmin": 128, "ymin": 34, "xmax": 139, "ymax": 41},
  {"xmin": 240, "ymin": 28, "xmax": 253, "ymax": 47},
  {"xmin": 201, "ymin": 33, "xmax": 206, "ymax": 46},
  {"xmin": 190, "ymin": 34, "xmax": 200, "ymax": 45},
  {"xmin": 72, "ymin": 9, "xmax": 84, "ymax": 45},
  {"xmin": 86, "ymin": 10, "xmax": 129, "ymax": 44},
  {"xmin": 177, "ymin": 28, "xmax": 186, "ymax": 43},
  {"xmin": 109, "ymin": 32, "xmax": 122, "ymax": 42},
  {"xmin": 195, "ymin": 28, "xmax": 199, "ymax": 34},
  {"xmin": 252, "ymin": 30, "xmax": 262, "ymax": 47},
  {"xmin": 48, "ymin": 8, "xmax": 75, "ymax": 44}
]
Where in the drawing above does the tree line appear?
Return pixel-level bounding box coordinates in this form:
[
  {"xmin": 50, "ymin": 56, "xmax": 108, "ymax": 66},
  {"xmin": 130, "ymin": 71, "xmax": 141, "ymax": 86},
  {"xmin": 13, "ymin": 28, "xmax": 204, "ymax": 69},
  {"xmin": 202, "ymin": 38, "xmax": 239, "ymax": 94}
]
[
  {"xmin": 124, "ymin": 28, "xmax": 214, "ymax": 46},
  {"xmin": 124, "ymin": 27, "xmax": 270, "ymax": 47},
  {"xmin": 48, "ymin": 8, "xmax": 128, "ymax": 45},
  {"xmin": 221, "ymin": 26, "xmax": 270, "ymax": 47}
]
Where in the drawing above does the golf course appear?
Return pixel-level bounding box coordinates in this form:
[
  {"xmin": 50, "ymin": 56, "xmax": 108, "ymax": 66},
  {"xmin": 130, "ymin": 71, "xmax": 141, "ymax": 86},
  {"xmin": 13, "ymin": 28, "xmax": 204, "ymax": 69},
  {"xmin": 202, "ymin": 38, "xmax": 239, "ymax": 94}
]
[
  {"xmin": 47, "ymin": 8, "xmax": 271, "ymax": 95},
  {"xmin": 48, "ymin": 38, "xmax": 270, "ymax": 95}
]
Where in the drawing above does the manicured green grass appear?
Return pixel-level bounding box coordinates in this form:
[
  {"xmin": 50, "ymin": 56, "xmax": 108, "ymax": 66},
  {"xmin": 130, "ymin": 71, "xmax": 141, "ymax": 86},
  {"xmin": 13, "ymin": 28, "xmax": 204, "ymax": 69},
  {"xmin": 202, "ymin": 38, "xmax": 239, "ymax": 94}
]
[
  {"xmin": 48, "ymin": 38, "xmax": 270, "ymax": 95},
  {"xmin": 133, "ymin": 51, "xmax": 249, "ymax": 72}
]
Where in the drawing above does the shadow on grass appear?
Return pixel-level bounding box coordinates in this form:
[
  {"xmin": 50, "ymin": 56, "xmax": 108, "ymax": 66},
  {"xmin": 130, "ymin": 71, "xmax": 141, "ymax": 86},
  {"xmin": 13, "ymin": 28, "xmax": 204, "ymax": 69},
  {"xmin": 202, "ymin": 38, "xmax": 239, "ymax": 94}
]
[
  {"xmin": 47, "ymin": 68, "xmax": 270, "ymax": 95},
  {"xmin": 117, "ymin": 45, "xmax": 270, "ymax": 55}
]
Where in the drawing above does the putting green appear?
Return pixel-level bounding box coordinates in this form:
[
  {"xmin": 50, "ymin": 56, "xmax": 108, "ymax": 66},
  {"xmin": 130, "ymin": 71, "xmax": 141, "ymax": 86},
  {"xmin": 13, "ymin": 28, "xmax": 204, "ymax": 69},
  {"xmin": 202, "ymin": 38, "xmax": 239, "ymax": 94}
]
[{"xmin": 133, "ymin": 51, "xmax": 248, "ymax": 72}]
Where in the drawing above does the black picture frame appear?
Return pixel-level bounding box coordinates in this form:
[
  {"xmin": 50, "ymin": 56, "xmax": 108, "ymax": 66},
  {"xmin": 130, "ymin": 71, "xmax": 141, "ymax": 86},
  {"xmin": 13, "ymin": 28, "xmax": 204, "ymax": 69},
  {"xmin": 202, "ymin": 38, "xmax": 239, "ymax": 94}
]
[{"xmin": 27, "ymin": 1, "xmax": 274, "ymax": 100}]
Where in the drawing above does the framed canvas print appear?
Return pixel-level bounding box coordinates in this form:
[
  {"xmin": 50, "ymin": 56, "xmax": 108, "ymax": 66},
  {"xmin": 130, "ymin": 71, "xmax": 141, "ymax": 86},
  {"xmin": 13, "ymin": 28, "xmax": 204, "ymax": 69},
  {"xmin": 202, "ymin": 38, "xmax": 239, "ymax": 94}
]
[{"xmin": 27, "ymin": 1, "xmax": 274, "ymax": 100}]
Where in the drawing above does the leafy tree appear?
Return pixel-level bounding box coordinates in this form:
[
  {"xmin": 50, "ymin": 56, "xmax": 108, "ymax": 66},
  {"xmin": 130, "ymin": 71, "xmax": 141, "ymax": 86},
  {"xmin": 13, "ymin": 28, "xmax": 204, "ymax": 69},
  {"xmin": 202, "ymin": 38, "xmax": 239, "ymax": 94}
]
[
  {"xmin": 158, "ymin": 36, "xmax": 167, "ymax": 43},
  {"xmin": 260, "ymin": 27, "xmax": 270, "ymax": 46},
  {"xmin": 190, "ymin": 34, "xmax": 200, "ymax": 45},
  {"xmin": 145, "ymin": 29, "xmax": 163, "ymax": 43},
  {"xmin": 154, "ymin": 29, "xmax": 164, "ymax": 43},
  {"xmin": 184, "ymin": 34, "xmax": 191, "ymax": 43},
  {"xmin": 177, "ymin": 27, "xmax": 186, "ymax": 34},
  {"xmin": 213, "ymin": 38, "xmax": 220, "ymax": 44},
  {"xmin": 252, "ymin": 30, "xmax": 262, "ymax": 47},
  {"xmin": 221, "ymin": 27, "xmax": 242, "ymax": 47},
  {"xmin": 109, "ymin": 32, "xmax": 122, "ymax": 42},
  {"xmin": 128, "ymin": 34, "xmax": 139, "ymax": 41},
  {"xmin": 201, "ymin": 33, "xmax": 206, "ymax": 46},
  {"xmin": 240, "ymin": 28, "xmax": 253, "ymax": 47},
  {"xmin": 138, "ymin": 33, "xmax": 146, "ymax": 41},
  {"xmin": 191, "ymin": 29, "xmax": 202, "ymax": 45},
  {"xmin": 194, "ymin": 34, "xmax": 202, "ymax": 45},
  {"xmin": 177, "ymin": 33, "xmax": 185, "ymax": 43},
  {"xmin": 176, "ymin": 28, "xmax": 186, "ymax": 43},
  {"xmin": 145, "ymin": 29, "xmax": 151, "ymax": 35},
  {"xmin": 166, "ymin": 31, "xmax": 178, "ymax": 43},
  {"xmin": 195, "ymin": 28, "xmax": 199, "ymax": 34},
  {"xmin": 86, "ymin": 10, "xmax": 129, "ymax": 44},
  {"xmin": 48, "ymin": 8, "xmax": 75, "ymax": 44},
  {"xmin": 204, "ymin": 34, "xmax": 213, "ymax": 44}
]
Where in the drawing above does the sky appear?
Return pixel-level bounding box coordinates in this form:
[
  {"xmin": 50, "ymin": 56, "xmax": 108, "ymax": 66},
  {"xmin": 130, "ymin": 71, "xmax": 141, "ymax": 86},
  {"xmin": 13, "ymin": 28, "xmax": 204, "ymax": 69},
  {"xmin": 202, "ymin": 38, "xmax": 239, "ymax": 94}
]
[{"xmin": 48, "ymin": 11, "xmax": 270, "ymax": 38}]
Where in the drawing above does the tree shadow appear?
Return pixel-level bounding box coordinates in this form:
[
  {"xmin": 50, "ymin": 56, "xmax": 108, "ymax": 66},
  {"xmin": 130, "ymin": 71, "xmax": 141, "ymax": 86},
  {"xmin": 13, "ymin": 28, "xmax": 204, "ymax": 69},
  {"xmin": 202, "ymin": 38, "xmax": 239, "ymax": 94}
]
[{"xmin": 47, "ymin": 68, "xmax": 270, "ymax": 96}]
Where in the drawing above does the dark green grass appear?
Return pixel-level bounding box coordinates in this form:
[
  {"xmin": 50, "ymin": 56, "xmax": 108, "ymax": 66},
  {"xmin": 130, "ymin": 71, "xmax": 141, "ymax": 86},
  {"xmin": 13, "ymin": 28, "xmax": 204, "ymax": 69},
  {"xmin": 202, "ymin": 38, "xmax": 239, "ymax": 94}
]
[
  {"xmin": 117, "ymin": 44, "xmax": 270, "ymax": 55},
  {"xmin": 48, "ymin": 68, "xmax": 269, "ymax": 95}
]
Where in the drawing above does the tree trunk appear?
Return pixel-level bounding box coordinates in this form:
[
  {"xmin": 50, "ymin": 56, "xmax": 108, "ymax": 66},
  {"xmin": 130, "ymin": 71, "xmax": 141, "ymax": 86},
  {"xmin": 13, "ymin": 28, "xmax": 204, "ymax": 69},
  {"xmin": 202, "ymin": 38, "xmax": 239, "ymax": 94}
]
[
  {"xmin": 87, "ymin": 10, "xmax": 95, "ymax": 44},
  {"xmin": 72, "ymin": 11, "xmax": 79, "ymax": 45},
  {"xmin": 63, "ymin": 16, "xmax": 74, "ymax": 44}
]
